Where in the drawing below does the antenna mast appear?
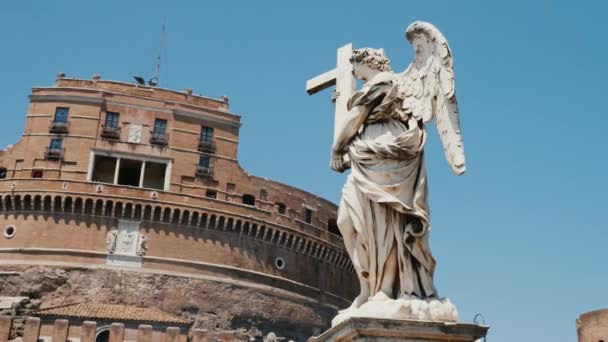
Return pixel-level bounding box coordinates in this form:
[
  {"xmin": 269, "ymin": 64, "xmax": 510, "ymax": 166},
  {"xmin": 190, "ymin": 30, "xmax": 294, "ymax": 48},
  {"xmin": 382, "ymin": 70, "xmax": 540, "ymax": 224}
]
[{"xmin": 153, "ymin": 18, "xmax": 166, "ymax": 86}]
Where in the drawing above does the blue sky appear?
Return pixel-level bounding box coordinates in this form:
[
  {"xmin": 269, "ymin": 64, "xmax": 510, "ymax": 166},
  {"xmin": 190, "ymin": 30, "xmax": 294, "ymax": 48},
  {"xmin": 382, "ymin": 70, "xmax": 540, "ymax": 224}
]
[{"xmin": 0, "ymin": 1, "xmax": 606, "ymax": 341}]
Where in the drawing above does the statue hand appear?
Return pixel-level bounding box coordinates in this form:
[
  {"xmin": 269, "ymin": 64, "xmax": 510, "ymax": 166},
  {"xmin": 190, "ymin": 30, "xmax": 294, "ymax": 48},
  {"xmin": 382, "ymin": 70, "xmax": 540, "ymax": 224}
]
[
  {"xmin": 330, "ymin": 154, "xmax": 346, "ymax": 173},
  {"xmin": 332, "ymin": 90, "xmax": 340, "ymax": 103}
]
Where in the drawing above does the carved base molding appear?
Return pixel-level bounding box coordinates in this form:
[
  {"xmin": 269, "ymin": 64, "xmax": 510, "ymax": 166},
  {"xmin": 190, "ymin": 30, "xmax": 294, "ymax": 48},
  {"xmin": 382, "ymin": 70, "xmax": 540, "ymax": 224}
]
[{"xmin": 312, "ymin": 317, "xmax": 488, "ymax": 342}]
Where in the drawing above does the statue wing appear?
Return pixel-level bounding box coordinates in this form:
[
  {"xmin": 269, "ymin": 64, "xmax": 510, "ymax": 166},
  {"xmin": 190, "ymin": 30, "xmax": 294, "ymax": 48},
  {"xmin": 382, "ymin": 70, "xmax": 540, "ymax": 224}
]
[{"xmin": 401, "ymin": 21, "xmax": 465, "ymax": 175}]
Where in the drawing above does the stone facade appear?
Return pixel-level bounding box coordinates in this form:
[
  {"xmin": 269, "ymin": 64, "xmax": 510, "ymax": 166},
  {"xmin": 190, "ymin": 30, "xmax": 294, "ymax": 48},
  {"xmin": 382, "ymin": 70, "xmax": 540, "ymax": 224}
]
[
  {"xmin": 577, "ymin": 309, "xmax": 608, "ymax": 342},
  {"xmin": 0, "ymin": 75, "xmax": 357, "ymax": 340}
]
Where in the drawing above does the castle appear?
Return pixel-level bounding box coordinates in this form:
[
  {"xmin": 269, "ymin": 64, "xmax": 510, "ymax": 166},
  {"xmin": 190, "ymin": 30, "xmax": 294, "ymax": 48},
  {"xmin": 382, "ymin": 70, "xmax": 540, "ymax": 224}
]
[{"xmin": 0, "ymin": 74, "xmax": 357, "ymax": 341}]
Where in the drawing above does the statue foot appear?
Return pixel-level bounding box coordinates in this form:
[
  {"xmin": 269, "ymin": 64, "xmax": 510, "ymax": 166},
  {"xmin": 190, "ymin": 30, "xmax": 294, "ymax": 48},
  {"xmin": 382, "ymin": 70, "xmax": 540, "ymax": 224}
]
[
  {"xmin": 341, "ymin": 290, "xmax": 369, "ymax": 313},
  {"xmin": 368, "ymin": 291, "xmax": 392, "ymax": 302}
]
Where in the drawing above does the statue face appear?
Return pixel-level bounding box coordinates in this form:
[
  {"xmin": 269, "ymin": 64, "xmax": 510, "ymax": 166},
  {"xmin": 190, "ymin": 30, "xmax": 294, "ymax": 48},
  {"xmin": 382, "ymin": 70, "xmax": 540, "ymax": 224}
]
[
  {"xmin": 352, "ymin": 63, "xmax": 374, "ymax": 82},
  {"xmin": 411, "ymin": 33, "xmax": 429, "ymax": 57}
]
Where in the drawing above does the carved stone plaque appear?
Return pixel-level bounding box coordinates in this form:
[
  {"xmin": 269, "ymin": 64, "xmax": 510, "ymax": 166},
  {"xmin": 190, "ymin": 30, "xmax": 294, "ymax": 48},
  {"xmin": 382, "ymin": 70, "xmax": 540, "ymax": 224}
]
[
  {"xmin": 106, "ymin": 220, "xmax": 143, "ymax": 267},
  {"xmin": 127, "ymin": 124, "xmax": 142, "ymax": 143}
]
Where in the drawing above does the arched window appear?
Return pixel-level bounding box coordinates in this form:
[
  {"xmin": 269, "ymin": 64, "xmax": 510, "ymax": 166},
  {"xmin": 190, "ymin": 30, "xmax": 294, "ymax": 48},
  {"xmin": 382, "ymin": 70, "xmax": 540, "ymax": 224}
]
[
  {"xmin": 96, "ymin": 329, "xmax": 110, "ymax": 342},
  {"xmin": 242, "ymin": 194, "xmax": 256, "ymax": 206},
  {"xmin": 260, "ymin": 189, "xmax": 268, "ymax": 201},
  {"xmin": 276, "ymin": 202, "xmax": 286, "ymax": 215}
]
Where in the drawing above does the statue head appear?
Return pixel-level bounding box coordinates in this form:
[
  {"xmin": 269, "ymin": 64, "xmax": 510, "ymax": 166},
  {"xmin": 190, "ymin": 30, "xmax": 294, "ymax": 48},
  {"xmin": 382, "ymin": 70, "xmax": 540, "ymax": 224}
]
[{"xmin": 350, "ymin": 48, "xmax": 392, "ymax": 81}]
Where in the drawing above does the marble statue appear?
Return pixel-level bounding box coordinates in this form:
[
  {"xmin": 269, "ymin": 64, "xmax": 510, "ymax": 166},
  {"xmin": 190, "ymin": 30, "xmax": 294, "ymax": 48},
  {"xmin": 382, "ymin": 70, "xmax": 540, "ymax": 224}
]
[{"xmin": 307, "ymin": 21, "xmax": 464, "ymax": 326}]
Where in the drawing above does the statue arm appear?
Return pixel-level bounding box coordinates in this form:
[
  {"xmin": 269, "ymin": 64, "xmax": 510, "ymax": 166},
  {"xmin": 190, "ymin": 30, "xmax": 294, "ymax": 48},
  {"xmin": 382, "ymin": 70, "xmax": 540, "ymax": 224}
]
[{"xmin": 331, "ymin": 103, "xmax": 370, "ymax": 157}]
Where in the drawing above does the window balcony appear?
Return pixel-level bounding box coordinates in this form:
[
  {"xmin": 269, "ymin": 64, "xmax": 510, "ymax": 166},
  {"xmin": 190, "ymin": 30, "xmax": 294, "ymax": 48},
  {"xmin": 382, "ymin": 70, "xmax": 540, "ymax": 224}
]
[
  {"xmin": 44, "ymin": 147, "xmax": 64, "ymax": 160},
  {"xmin": 195, "ymin": 165, "xmax": 213, "ymax": 178},
  {"xmin": 198, "ymin": 141, "xmax": 216, "ymax": 153},
  {"xmin": 101, "ymin": 125, "xmax": 121, "ymax": 140},
  {"xmin": 150, "ymin": 131, "xmax": 169, "ymax": 146},
  {"xmin": 49, "ymin": 121, "xmax": 69, "ymax": 134}
]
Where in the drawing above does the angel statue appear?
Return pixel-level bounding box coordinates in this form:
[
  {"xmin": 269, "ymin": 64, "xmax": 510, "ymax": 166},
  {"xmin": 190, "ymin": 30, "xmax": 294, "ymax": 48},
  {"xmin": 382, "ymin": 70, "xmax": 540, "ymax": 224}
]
[{"xmin": 327, "ymin": 21, "xmax": 465, "ymax": 325}]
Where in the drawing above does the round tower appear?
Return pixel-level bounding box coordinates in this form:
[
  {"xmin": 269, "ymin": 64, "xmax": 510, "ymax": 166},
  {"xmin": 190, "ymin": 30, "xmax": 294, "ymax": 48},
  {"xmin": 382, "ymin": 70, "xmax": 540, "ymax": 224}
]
[
  {"xmin": 577, "ymin": 309, "xmax": 608, "ymax": 342},
  {"xmin": 0, "ymin": 75, "xmax": 357, "ymax": 341}
]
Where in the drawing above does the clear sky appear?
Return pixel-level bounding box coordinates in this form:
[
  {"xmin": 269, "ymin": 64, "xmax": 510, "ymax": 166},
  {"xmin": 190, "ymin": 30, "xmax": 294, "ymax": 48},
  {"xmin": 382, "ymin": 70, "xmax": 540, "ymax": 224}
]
[{"xmin": 0, "ymin": 1, "xmax": 606, "ymax": 341}]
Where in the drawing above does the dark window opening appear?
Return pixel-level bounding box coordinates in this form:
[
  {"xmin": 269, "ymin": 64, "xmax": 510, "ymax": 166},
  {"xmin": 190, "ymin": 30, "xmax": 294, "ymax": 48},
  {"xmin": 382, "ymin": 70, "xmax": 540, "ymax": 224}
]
[
  {"xmin": 199, "ymin": 156, "xmax": 210, "ymax": 168},
  {"xmin": 151, "ymin": 119, "xmax": 169, "ymax": 146},
  {"xmin": 199, "ymin": 126, "xmax": 216, "ymax": 153},
  {"xmin": 142, "ymin": 161, "xmax": 166, "ymax": 190},
  {"xmin": 101, "ymin": 112, "xmax": 121, "ymax": 139},
  {"xmin": 305, "ymin": 208, "xmax": 313, "ymax": 224},
  {"xmin": 200, "ymin": 126, "xmax": 214, "ymax": 143},
  {"xmin": 196, "ymin": 156, "xmax": 212, "ymax": 177},
  {"xmin": 242, "ymin": 194, "xmax": 256, "ymax": 206},
  {"xmin": 54, "ymin": 107, "xmax": 69, "ymax": 123},
  {"xmin": 105, "ymin": 112, "xmax": 120, "ymax": 128},
  {"xmin": 328, "ymin": 218, "xmax": 341, "ymax": 237},
  {"xmin": 31, "ymin": 170, "xmax": 43, "ymax": 178},
  {"xmin": 277, "ymin": 202, "xmax": 286, "ymax": 215},
  {"xmin": 206, "ymin": 190, "xmax": 217, "ymax": 199},
  {"xmin": 96, "ymin": 330, "xmax": 109, "ymax": 342},
  {"xmin": 117, "ymin": 159, "xmax": 143, "ymax": 187},
  {"xmin": 92, "ymin": 156, "xmax": 117, "ymax": 184},
  {"xmin": 46, "ymin": 138, "xmax": 63, "ymax": 159},
  {"xmin": 0, "ymin": 168, "xmax": 6, "ymax": 179},
  {"xmin": 153, "ymin": 119, "xmax": 167, "ymax": 135},
  {"xmin": 50, "ymin": 138, "xmax": 63, "ymax": 150}
]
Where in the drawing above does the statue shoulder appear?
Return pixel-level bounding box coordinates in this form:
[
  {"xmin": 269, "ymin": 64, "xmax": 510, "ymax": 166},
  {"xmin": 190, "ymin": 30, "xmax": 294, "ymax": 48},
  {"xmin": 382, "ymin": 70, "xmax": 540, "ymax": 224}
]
[
  {"xmin": 347, "ymin": 72, "xmax": 397, "ymax": 111},
  {"xmin": 369, "ymin": 71, "xmax": 396, "ymax": 85}
]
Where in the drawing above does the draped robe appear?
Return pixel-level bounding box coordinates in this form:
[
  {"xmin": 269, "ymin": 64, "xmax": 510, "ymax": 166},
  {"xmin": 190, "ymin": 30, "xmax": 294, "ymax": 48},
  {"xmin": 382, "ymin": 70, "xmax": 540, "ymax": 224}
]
[{"xmin": 340, "ymin": 74, "xmax": 437, "ymax": 298}]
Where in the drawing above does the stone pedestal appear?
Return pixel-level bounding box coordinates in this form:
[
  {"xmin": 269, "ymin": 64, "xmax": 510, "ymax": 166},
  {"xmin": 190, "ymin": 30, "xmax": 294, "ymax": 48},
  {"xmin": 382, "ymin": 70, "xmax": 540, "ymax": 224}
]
[{"xmin": 311, "ymin": 317, "xmax": 488, "ymax": 342}]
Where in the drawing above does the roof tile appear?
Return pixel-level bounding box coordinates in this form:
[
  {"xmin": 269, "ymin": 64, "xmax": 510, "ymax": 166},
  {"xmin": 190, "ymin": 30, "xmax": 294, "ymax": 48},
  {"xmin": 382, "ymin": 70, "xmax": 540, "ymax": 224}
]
[{"xmin": 35, "ymin": 303, "xmax": 191, "ymax": 325}]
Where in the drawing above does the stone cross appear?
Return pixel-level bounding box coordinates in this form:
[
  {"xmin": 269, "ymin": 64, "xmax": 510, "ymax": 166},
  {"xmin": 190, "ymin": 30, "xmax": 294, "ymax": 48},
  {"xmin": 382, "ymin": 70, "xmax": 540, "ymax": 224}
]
[{"xmin": 306, "ymin": 43, "xmax": 356, "ymax": 147}]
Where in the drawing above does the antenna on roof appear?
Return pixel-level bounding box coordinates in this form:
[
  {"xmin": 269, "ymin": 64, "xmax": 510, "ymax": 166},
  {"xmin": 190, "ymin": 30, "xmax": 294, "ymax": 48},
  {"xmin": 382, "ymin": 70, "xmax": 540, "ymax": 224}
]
[
  {"xmin": 133, "ymin": 18, "xmax": 166, "ymax": 87},
  {"xmin": 148, "ymin": 17, "xmax": 166, "ymax": 87}
]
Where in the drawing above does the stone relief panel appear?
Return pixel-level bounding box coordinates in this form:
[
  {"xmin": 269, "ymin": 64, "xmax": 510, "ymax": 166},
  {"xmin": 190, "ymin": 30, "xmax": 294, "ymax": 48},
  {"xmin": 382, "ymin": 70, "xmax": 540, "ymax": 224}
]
[
  {"xmin": 127, "ymin": 124, "xmax": 142, "ymax": 143},
  {"xmin": 106, "ymin": 220, "xmax": 146, "ymax": 267}
]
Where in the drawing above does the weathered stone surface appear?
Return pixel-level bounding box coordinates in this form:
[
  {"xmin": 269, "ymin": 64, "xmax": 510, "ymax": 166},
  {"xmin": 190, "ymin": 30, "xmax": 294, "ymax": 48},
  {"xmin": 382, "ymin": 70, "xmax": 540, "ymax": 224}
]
[
  {"xmin": 109, "ymin": 323, "xmax": 125, "ymax": 342},
  {"xmin": 137, "ymin": 324, "xmax": 154, "ymax": 342},
  {"xmin": 312, "ymin": 317, "xmax": 488, "ymax": 342},
  {"xmin": 81, "ymin": 321, "xmax": 97, "ymax": 342},
  {"xmin": 0, "ymin": 265, "xmax": 335, "ymax": 341},
  {"xmin": 577, "ymin": 308, "xmax": 608, "ymax": 342},
  {"xmin": 0, "ymin": 315, "xmax": 12, "ymax": 341},
  {"xmin": 22, "ymin": 317, "xmax": 40, "ymax": 342},
  {"xmin": 51, "ymin": 319, "xmax": 69, "ymax": 342}
]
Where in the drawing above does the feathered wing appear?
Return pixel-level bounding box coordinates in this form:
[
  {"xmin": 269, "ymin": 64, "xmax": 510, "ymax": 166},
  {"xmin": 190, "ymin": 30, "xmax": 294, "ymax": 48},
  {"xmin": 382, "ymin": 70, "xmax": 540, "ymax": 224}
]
[{"xmin": 400, "ymin": 21, "xmax": 466, "ymax": 175}]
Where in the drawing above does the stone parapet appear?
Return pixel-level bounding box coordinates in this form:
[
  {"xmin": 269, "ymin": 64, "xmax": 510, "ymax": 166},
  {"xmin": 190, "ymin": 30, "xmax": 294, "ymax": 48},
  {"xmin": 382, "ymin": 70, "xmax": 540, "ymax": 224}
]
[{"xmin": 311, "ymin": 317, "xmax": 488, "ymax": 342}]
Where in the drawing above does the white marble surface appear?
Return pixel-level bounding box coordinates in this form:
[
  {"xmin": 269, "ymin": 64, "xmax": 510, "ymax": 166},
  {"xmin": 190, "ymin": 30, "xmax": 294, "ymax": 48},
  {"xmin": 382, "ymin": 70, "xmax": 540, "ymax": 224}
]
[
  {"xmin": 307, "ymin": 21, "xmax": 466, "ymax": 325},
  {"xmin": 331, "ymin": 295, "xmax": 458, "ymax": 327}
]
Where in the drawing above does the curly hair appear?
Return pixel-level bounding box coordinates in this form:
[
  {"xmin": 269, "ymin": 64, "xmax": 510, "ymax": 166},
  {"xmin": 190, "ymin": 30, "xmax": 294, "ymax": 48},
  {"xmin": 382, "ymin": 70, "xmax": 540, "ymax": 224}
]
[{"xmin": 349, "ymin": 48, "xmax": 392, "ymax": 72}]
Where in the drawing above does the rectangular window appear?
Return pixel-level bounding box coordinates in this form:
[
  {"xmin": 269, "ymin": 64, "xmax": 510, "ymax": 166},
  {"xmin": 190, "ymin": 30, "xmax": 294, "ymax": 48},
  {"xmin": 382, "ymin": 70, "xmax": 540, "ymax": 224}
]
[
  {"xmin": 142, "ymin": 161, "xmax": 167, "ymax": 190},
  {"xmin": 200, "ymin": 126, "xmax": 214, "ymax": 143},
  {"xmin": 198, "ymin": 156, "xmax": 210, "ymax": 168},
  {"xmin": 305, "ymin": 208, "xmax": 313, "ymax": 224},
  {"xmin": 50, "ymin": 138, "xmax": 63, "ymax": 150},
  {"xmin": 117, "ymin": 159, "xmax": 143, "ymax": 187},
  {"xmin": 105, "ymin": 112, "xmax": 119, "ymax": 128},
  {"xmin": 91, "ymin": 155, "xmax": 117, "ymax": 184},
  {"xmin": 31, "ymin": 170, "xmax": 43, "ymax": 178},
  {"xmin": 153, "ymin": 119, "xmax": 167, "ymax": 135},
  {"xmin": 54, "ymin": 107, "xmax": 69, "ymax": 123}
]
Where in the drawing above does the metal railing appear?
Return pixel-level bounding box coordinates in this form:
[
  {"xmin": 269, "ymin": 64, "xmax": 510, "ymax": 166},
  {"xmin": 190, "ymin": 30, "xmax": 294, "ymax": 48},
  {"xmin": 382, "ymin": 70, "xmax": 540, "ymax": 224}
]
[
  {"xmin": 150, "ymin": 131, "xmax": 169, "ymax": 146},
  {"xmin": 195, "ymin": 165, "xmax": 213, "ymax": 177},
  {"xmin": 100, "ymin": 125, "xmax": 121, "ymax": 140},
  {"xmin": 198, "ymin": 140, "xmax": 216, "ymax": 153},
  {"xmin": 44, "ymin": 147, "xmax": 64, "ymax": 160},
  {"xmin": 49, "ymin": 121, "xmax": 69, "ymax": 134}
]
